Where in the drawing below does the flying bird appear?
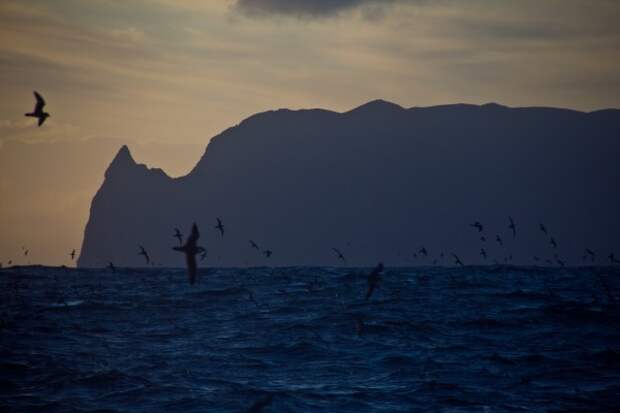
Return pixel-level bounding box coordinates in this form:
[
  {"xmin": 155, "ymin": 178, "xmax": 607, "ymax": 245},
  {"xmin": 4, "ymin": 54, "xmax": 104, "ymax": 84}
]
[
  {"xmin": 332, "ymin": 248, "xmax": 346, "ymax": 264},
  {"xmin": 263, "ymin": 249, "xmax": 273, "ymax": 258},
  {"xmin": 249, "ymin": 240, "xmax": 260, "ymax": 250},
  {"xmin": 70, "ymin": 249, "xmax": 76, "ymax": 260},
  {"xmin": 215, "ymin": 218, "xmax": 224, "ymax": 237},
  {"xmin": 470, "ymin": 221, "xmax": 483, "ymax": 232},
  {"xmin": 365, "ymin": 262, "xmax": 384, "ymax": 300},
  {"xmin": 418, "ymin": 247, "xmax": 428, "ymax": 256},
  {"xmin": 508, "ymin": 216, "xmax": 516, "ymax": 239},
  {"xmin": 173, "ymin": 223, "xmax": 205, "ymax": 285},
  {"xmin": 539, "ymin": 223, "xmax": 548, "ymax": 235},
  {"xmin": 480, "ymin": 248, "xmax": 487, "ymax": 260},
  {"xmin": 550, "ymin": 237, "xmax": 557, "ymax": 249},
  {"xmin": 173, "ymin": 228, "xmax": 183, "ymax": 246},
  {"xmin": 25, "ymin": 91, "xmax": 50, "ymax": 126},
  {"xmin": 138, "ymin": 245, "xmax": 150, "ymax": 265},
  {"xmin": 452, "ymin": 253, "xmax": 464, "ymax": 266},
  {"xmin": 496, "ymin": 235, "xmax": 503, "ymax": 247}
]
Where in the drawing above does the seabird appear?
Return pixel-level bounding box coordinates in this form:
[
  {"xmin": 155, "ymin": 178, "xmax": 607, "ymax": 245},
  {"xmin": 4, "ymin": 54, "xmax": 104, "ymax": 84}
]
[
  {"xmin": 452, "ymin": 253, "xmax": 464, "ymax": 266},
  {"xmin": 263, "ymin": 249, "xmax": 273, "ymax": 258},
  {"xmin": 470, "ymin": 221, "xmax": 483, "ymax": 232},
  {"xmin": 333, "ymin": 248, "xmax": 346, "ymax": 264},
  {"xmin": 173, "ymin": 223, "xmax": 205, "ymax": 285},
  {"xmin": 173, "ymin": 228, "xmax": 183, "ymax": 246},
  {"xmin": 249, "ymin": 240, "xmax": 260, "ymax": 250},
  {"xmin": 418, "ymin": 247, "xmax": 428, "ymax": 256},
  {"xmin": 215, "ymin": 218, "xmax": 224, "ymax": 237},
  {"xmin": 508, "ymin": 216, "xmax": 516, "ymax": 239},
  {"xmin": 138, "ymin": 245, "xmax": 150, "ymax": 265},
  {"xmin": 539, "ymin": 223, "xmax": 548, "ymax": 235},
  {"xmin": 25, "ymin": 91, "xmax": 50, "ymax": 126},
  {"xmin": 365, "ymin": 262, "xmax": 384, "ymax": 300}
]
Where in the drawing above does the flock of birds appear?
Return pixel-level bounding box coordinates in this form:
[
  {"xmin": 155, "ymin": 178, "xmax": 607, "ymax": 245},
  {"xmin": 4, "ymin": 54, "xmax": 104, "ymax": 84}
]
[{"xmin": 7, "ymin": 91, "xmax": 620, "ymax": 283}]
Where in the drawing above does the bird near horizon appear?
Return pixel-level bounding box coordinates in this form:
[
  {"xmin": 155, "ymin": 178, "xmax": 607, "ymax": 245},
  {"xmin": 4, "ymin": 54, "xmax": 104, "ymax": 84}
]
[
  {"xmin": 470, "ymin": 221, "xmax": 483, "ymax": 232},
  {"xmin": 215, "ymin": 218, "xmax": 225, "ymax": 237},
  {"xmin": 365, "ymin": 262, "xmax": 384, "ymax": 300},
  {"xmin": 452, "ymin": 253, "xmax": 464, "ymax": 266},
  {"xmin": 540, "ymin": 223, "xmax": 548, "ymax": 235},
  {"xmin": 24, "ymin": 91, "xmax": 50, "ymax": 126},
  {"xmin": 173, "ymin": 223, "xmax": 205, "ymax": 285},
  {"xmin": 250, "ymin": 240, "xmax": 260, "ymax": 250},
  {"xmin": 138, "ymin": 245, "xmax": 150, "ymax": 265},
  {"xmin": 508, "ymin": 216, "xmax": 516, "ymax": 239},
  {"xmin": 173, "ymin": 228, "xmax": 183, "ymax": 246},
  {"xmin": 263, "ymin": 249, "xmax": 273, "ymax": 258},
  {"xmin": 333, "ymin": 248, "xmax": 346, "ymax": 264}
]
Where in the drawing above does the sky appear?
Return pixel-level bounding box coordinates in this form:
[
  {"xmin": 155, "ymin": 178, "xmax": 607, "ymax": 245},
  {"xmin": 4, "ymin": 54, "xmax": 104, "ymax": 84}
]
[{"xmin": 1, "ymin": 0, "xmax": 620, "ymax": 265}]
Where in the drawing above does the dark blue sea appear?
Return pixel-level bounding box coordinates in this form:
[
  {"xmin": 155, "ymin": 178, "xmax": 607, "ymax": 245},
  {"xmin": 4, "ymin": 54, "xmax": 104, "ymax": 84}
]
[{"xmin": 1, "ymin": 266, "xmax": 620, "ymax": 412}]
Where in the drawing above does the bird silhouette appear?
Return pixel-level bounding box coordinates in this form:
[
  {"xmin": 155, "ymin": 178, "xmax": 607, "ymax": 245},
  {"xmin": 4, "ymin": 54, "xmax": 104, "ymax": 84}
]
[
  {"xmin": 263, "ymin": 249, "xmax": 272, "ymax": 258},
  {"xmin": 138, "ymin": 245, "xmax": 150, "ymax": 264},
  {"xmin": 550, "ymin": 237, "xmax": 557, "ymax": 249},
  {"xmin": 480, "ymin": 248, "xmax": 487, "ymax": 259},
  {"xmin": 215, "ymin": 218, "xmax": 224, "ymax": 237},
  {"xmin": 246, "ymin": 394, "xmax": 274, "ymax": 413},
  {"xmin": 70, "ymin": 249, "xmax": 76, "ymax": 260},
  {"xmin": 173, "ymin": 228, "xmax": 183, "ymax": 246},
  {"xmin": 470, "ymin": 221, "xmax": 483, "ymax": 232},
  {"xmin": 452, "ymin": 253, "xmax": 464, "ymax": 266},
  {"xmin": 418, "ymin": 247, "xmax": 428, "ymax": 256},
  {"xmin": 365, "ymin": 262, "xmax": 384, "ymax": 300},
  {"xmin": 508, "ymin": 216, "xmax": 516, "ymax": 239},
  {"xmin": 332, "ymin": 248, "xmax": 346, "ymax": 264},
  {"xmin": 249, "ymin": 240, "xmax": 260, "ymax": 250},
  {"xmin": 496, "ymin": 235, "xmax": 503, "ymax": 247},
  {"xmin": 539, "ymin": 223, "xmax": 548, "ymax": 236},
  {"xmin": 173, "ymin": 223, "xmax": 205, "ymax": 285},
  {"xmin": 25, "ymin": 91, "xmax": 50, "ymax": 126}
]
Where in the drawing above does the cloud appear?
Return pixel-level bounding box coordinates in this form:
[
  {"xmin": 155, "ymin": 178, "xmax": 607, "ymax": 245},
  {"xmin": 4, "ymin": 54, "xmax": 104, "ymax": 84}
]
[{"xmin": 233, "ymin": 0, "xmax": 400, "ymax": 19}]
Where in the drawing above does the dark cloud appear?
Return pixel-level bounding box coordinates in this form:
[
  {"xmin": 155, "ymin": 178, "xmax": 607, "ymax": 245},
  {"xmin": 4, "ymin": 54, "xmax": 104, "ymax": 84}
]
[{"xmin": 234, "ymin": 0, "xmax": 399, "ymax": 19}]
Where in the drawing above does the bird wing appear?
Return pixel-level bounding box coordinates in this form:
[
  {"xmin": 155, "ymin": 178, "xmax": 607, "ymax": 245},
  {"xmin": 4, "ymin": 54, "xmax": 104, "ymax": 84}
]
[
  {"xmin": 38, "ymin": 116, "xmax": 46, "ymax": 126},
  {"xmin": 33, "ymin": 91, "xmax": 46, "ymax": 111},
  {"xmin": 187, "ymin": 253, "xmax": 197, "ymax": 285}
]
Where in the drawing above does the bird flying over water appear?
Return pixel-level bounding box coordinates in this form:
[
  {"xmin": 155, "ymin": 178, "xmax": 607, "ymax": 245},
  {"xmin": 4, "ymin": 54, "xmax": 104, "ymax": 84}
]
[
  {"xmin": 539, "ymin": 223, "xmax": 547, "ymax": 235},
  {"xmin": 173, "ymin": 228, "xmax": 183, "ymax": 246},
  {"xmin": 173, "ymin": 223, "xmax": 205, "ymax": 285},
  {"xmin": 333, "ymin": 248, "xmax": 346, "ymax": 264},
  {"xmin": 215, "ymin": 218, "xmax": 224, "ymax": 237},
  {"xmin": 508, "ymin": 216, "xmax": 516, "ymax": 239},
  {"xmin": 365, "ymin": 262, "xmax": 384, "ymax": 300},
  {"xmin": 249, "ymin": 240, "xmax": 259, "ymax": 250},
  {"xmin": 452, "ymin": 253, "xmax": 464, "ymax": 266},
  {"xmin": 263, "ymin": 249, "xmax": 272, "ymax": 258},
  {"xmin": 138, "ymin": 245, "xmax": 150, "ymax": 264},
  {"xmin": 25, "ymin": 91, "xmax": 50, "ymax": 126},
  {"xmin": 470, "ymin": 221, "xmax": 483, "ymax": 232}
]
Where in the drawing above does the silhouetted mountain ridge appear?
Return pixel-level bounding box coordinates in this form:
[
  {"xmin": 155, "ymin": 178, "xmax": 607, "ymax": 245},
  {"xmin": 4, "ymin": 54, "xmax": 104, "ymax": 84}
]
[{"xmin": 79, "ymin": 100, "xmax": 620, "ymax": 267}]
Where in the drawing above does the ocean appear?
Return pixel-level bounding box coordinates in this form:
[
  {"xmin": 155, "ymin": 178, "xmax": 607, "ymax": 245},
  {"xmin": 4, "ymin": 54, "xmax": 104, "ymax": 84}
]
[{"xmin": 1, "ymin": 265, "xmax": 619, "ymax": 412}]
